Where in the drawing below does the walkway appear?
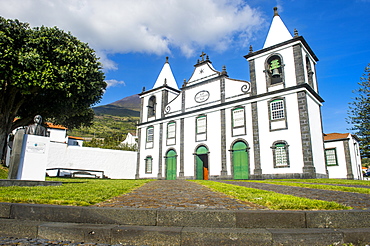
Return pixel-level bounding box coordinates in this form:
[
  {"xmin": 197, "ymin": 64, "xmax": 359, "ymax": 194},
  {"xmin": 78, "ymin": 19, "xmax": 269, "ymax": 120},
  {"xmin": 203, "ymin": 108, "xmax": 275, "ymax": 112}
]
[{"xmin": 93, "ymin": 180, "xmax": 265, "ymax": 210}]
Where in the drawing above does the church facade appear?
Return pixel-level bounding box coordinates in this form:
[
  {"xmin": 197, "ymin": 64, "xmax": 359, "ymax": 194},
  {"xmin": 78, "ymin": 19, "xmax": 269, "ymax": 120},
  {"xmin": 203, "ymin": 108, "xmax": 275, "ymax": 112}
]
[{"xmin": 135, "ymin": 8, "xmax": 328, "ymax": 180}]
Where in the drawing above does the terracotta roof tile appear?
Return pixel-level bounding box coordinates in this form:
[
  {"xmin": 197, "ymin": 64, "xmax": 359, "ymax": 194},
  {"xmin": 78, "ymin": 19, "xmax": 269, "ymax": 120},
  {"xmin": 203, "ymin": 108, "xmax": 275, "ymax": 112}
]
[
  {"xmin": 45, "ymin": 122, "xmax": 67, "ymax": 130},
  {"xmin": 324, "ymin": 133, "xmax": 349, "ymax": 141}
]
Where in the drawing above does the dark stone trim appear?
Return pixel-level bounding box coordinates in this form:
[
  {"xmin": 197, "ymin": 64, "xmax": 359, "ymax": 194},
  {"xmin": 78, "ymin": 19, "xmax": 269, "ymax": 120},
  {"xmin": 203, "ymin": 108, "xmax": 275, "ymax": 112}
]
[
  {"xmin": 252, "ymin": 102, "xmax": 262, "ymax": 179},
  {"xmin": 343, "ymin": 140, "xmax": 354, "ymax": 180},
  {"xmin": 250, "ymin": 172, "xmax": 327, "ymax": 180},
  {"xmin": 220, "ymin": 77, "xmax": 226, "ymax": 103},
  {"xmin": 179, "ymin": 118, "xmax": 185, "ymax": 178},
  {"xmin": 138, "ymin": 83, "xmax": 323, "ymax": 127},
  {"xmin": 297, "ymin": 91, "xmax": 316, "ymax": 178},
  {"xmin": 293, "ymin": 44, "xmax": 305, "ymax": 85},
  {"xmin": 161, "ymin": 90, "xmax": 168, "ymax": 119},
  {"xmin": 248, "ymin": 59, "xmax": 257, "ymax": 96},
  {"xmin": 135, "ymin": 128, "xmax": 142, "ymax": 179},
  {"xmin": 139, "ymin": 85, "xmax": 180, "ymax": 96},
  {"xmin": 220, "ymin": 109, "xmax": 227, "ymax": 177},
  {"xmin": 244, "ymin": 36, "xmax": 319, "ymax": 62},
  {"xmin": 181, "ymin": 90, "xmax": 186, "ymax": 113},
  {"xmin": 157, "ymin": 123, "xmax": 163, "ymax": 179},
  {"xmin": 139, "ymin": 97, "xmax": 144, "ymax": 123}
]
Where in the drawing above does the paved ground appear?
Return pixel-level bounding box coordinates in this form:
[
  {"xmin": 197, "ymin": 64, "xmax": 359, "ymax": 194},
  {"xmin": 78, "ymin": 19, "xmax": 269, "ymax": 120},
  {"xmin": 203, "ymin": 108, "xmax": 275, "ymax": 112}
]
[
  {"xmin": 93, "ymin": 180, "xmax": 266, "ymax": 210},
  {"xmin": 2, "ymin": 179, "xmax": 370, "ymax": 245}
]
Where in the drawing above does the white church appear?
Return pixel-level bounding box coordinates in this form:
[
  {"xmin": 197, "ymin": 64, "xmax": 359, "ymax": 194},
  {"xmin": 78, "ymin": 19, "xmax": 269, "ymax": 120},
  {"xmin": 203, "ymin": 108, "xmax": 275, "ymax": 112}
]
[{"xmin": 135, "ymin": 7, "xmax": 330, "ymax": 180}]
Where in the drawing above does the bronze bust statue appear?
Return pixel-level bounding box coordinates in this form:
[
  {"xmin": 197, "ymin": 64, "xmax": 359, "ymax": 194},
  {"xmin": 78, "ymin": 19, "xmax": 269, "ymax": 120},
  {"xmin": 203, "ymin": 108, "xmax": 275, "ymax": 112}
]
[{"xmin": 25, "ymin": 115, "xmax": 47, "ymax": 136}]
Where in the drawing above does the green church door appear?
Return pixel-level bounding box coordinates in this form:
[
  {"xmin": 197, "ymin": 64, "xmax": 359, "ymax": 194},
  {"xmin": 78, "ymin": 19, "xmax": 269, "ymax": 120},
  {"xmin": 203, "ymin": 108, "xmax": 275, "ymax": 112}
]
[
  {"xmin": 232, "ymin": 141, "xmax": 249, "ymax": 179},
  {"xmin": 166, "ymin": 150, "xmax": 177, "ymax": 180},
  {"xmin": 196, "ymin": 146, "xmax": 209, "ymax": 180}
]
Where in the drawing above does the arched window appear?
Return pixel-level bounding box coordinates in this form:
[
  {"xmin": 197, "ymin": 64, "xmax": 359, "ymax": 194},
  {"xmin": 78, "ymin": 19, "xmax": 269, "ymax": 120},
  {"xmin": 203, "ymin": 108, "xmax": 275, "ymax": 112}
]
[
  {"xmin": 266, "ymin": 55, "xmax": 284, "ymax": 86},
  {"xmin": 306, "ymin": 56, "xmax": 314, "ymax": 88},
  {"xmin": 148, "ymin": 96, "xmax": 156, "ymax": 118},
  {"xmin": 271, "ymin": 141, "xmax": 289, "ymax": 168}
]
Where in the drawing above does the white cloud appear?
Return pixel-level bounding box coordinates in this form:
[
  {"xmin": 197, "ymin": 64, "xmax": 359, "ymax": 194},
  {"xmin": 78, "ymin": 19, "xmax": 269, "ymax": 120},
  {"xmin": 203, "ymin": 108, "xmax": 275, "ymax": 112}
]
[
  {"xmin": 0, "ymin": 0, "xmax": 265, "ymax": 70},
  {"xmin": 105, "ymin": 79, "xmax": 126, "ymax": 88}
]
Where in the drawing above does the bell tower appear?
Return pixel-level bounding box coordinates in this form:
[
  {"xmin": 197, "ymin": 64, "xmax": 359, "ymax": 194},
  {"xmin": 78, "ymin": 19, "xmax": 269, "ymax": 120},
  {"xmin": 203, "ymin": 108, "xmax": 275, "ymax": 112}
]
[{"xmin": 244, "ymin": 7, "xmax": 327, "ymax": 179}]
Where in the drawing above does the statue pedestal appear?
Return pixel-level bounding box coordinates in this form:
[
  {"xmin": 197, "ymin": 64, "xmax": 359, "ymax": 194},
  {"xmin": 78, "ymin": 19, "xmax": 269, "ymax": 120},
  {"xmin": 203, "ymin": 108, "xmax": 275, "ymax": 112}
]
[{"xmin": 15, "ymin": 134, "xmax": 50, "ymax": 181}]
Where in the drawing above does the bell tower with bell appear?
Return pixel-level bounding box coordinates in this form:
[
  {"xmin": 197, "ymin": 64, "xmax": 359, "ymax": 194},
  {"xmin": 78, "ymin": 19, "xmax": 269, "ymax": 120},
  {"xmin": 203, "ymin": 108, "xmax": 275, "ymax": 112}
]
[{"xmin": 244, "ymin": 7, "xmax": 327, "ymax": 179}]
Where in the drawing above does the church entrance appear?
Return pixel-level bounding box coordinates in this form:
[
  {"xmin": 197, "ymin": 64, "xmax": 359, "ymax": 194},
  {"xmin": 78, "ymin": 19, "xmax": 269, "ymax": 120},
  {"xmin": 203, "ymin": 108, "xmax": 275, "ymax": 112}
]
[
  {"xmin": 195, "ymin": 146, "xmax": 209, "ymax": 180},
  {"xmin": 166, "ymin": 150, "xmax": 177, "ymax": 180},
  {"xmin": 232, "ymin": 141, "xmax": 249, "ymax": 179}
]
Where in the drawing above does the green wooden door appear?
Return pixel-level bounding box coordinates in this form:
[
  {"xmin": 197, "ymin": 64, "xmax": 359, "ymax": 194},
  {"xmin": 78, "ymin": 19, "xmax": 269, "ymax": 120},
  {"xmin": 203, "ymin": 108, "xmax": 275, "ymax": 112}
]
[
  {"xmin": 166, "ymin": 150, "xmax": 177, "ymax": 180},
  {"xmin": 196, "ymin": 146, "xmax": 208, "ymax": 180},
  {"xmin": 232, "ymin": 142, "xmax": 249, "ymax": 179}
]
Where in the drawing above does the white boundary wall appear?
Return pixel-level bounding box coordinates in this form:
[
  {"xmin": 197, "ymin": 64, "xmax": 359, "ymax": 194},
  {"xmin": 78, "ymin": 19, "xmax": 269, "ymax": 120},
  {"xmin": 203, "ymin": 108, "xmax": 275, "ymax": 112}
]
[{"xmin": 46, "ymin": 142, "xmax": 136, "ymax": 179}]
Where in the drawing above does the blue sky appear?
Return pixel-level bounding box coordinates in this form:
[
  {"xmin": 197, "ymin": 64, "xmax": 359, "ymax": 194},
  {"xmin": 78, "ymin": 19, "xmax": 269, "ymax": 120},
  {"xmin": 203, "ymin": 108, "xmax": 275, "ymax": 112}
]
[{"xmin": 0, "ymin": 0, "xmax": 369, "ymax": 134}]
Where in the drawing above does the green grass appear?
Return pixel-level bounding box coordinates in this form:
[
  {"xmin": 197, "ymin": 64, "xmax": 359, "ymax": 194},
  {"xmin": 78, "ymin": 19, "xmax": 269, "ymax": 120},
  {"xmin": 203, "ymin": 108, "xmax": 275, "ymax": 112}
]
[
  {"xmin": 0, "ymin": 178, "xmax": 151, "ymax": 206},
  {"xmin": 235, "ymin": 179, "xmax": 370, "ymax": 194},
  {"xmin": 193, "ymin": 180, "xmax": 351, "ymax": 210},
  {"xmin": 0, "ymin": 166, "xmax": 8, "ymax": 179}
]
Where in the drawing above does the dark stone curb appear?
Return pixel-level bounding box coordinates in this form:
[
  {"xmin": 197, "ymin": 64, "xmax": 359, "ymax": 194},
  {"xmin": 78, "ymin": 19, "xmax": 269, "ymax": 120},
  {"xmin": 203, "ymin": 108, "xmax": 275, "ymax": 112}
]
[
  {"xmin": 0, "ymin": 179, "xmax": 62, "ymax": 187},
  {"xmin": 1, "ymin": 202, "xmax": 370, "ymax": 245}
]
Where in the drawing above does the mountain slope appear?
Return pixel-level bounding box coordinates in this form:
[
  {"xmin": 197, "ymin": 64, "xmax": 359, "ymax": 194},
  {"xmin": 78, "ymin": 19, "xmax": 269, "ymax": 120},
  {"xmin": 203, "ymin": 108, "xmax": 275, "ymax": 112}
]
[{"xmin": 93, "ymin": 94, "xmax": 140, "ymax": 117}]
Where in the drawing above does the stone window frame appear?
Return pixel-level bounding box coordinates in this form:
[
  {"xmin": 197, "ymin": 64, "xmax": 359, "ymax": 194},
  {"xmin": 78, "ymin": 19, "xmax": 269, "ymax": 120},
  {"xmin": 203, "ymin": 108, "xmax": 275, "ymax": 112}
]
[
  {"xmin": 144, "ymin": 156, "xmax": 153, "ymax": 174},
  {"xmin": 325, "ymin": 148, "xmax": 338, "ymax": 166},
  {"xmin": 231, "ymin": 106, "xmax": 246, "ymax": 137},
  {"xmin": 305, "ymin": 55, "xmax": 314, "ymax": 88},
  {"xmin": 271, "ymin": 140, "xmax": 290, "ymax": 168},
  {"xmin": 196, "ymin": 115, "xmax": 207, "ymax": 134},
  {"xmin": 147, "ymin": 96, "xmax": 156, "ymax": 119},
  {"xmin": 264, "ymin": 53, "xmax": 285, "ymax": 88},
  {"xmin": 268, "ymin": 97, "xmax": 288, "ymax": 131},
  {"xmin": 146, "ymin": 126, "xmax": 154, "ymax": 143},
  {"xmin": 195, "ymin": 114, "xmax": 207, "ymax": 142},
  {"xmin": 166, "ymin": 121, "xmax": 176, "ymax": 146}
]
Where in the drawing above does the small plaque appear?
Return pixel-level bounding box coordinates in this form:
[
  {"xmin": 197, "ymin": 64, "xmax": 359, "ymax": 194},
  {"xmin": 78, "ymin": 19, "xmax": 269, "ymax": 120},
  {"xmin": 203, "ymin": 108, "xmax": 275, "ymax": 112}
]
[
  {"xmin": 195, "ymin": 90, "xmax": 210, "ymax": 103},
  {"xmin": 26, "ymin": 141, "xmax": 46, "ymax": 154}
]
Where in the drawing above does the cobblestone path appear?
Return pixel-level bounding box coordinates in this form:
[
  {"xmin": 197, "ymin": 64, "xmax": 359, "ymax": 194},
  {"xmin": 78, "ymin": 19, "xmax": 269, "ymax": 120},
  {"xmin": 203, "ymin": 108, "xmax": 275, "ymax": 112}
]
[
  {"xmin": 93, "ymin": 180, "xmax": 265, "ymax": 210},
  {"xmin": 221, "ymin": 181, "xmax": 370, "ymax": 209}
]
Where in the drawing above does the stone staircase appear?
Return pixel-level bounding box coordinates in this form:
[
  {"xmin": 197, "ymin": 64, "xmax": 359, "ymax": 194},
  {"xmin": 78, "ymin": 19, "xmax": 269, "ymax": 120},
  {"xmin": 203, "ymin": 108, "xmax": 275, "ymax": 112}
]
[{"xmin": 1, "ymin": 202, "xmax": 370, "ymax": 245}]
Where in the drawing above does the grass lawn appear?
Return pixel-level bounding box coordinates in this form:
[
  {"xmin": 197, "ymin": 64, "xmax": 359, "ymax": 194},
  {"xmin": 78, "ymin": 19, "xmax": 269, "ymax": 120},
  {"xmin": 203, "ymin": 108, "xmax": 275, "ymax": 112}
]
[
  {"xmin": 0, "ymin": 177, "xmax": 151, "ymax": 206},
  {"xmin": 234, "ymin": 179, "xmax": 370, "ymax": 194},
  {"xmin": 193, "ymin": 180, "xmax": 352, "ymax": 210},
  {"xmin": 0, "ymin": 166, "xmax": 364, "ymax": 209}
]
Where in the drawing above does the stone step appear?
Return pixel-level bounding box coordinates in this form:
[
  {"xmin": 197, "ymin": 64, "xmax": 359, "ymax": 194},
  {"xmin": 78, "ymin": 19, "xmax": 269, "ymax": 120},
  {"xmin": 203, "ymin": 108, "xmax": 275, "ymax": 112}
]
[
  {"xmin": 2, "ymin": 202, "xmax": 370, "ymax": 229},
  {"xmin": 0, "ymin": 218, "xmax": 369, "ymax": 245}
]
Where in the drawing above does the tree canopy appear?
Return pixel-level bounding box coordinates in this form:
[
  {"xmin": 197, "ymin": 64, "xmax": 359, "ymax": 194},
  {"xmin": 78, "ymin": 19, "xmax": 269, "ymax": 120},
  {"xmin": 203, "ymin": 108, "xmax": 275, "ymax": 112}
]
[
  {"xmin": 348, "ymin": 63, "xmax": 370, "ymax": 159},
  {"xmin": 0, "ymin": 16, "xmax": 106, "ymax": 161}
]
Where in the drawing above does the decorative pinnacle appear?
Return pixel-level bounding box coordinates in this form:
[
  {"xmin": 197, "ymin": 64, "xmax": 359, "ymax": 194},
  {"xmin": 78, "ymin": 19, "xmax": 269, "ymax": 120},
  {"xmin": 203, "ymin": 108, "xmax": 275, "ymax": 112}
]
[
  {"xmin": 221, "ymin": 65, "xmax": 228, "ymax": 76},
  {"xmin": 294, "ymin": 28, "xmax": 299, "ymax": 37},
  {"xmin": 182, "ymin": 79, "xmax": 187, "ymax": 87},
  {"xmin": 165, "ymin": 56, "xmax": 169, "ymax": 63},
  {"xmin": 249, "ymin": 45, "xmax": 253, "ymax": 54},
  {"xmin": 273, "ymin": 7, "xmax": 279, "ymax": 16}
]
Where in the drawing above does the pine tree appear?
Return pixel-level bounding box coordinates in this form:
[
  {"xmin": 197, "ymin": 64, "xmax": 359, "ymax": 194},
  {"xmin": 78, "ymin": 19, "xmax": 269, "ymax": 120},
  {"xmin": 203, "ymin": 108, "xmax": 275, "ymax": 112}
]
[{"xmin": 348, "ymin": 63, "xmax": 370, "ymax": 158}]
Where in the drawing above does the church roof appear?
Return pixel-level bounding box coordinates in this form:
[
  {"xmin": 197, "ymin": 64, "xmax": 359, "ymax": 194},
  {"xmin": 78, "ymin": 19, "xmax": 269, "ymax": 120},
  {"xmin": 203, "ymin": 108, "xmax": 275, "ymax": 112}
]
[
  {"xmin": 153, "ymin": 57, "xmax": 178, "ymax": 90},
  {"xmin": 263, "ymin": 7, "xmax": 293, "ymax": 49},
  {"xmin": 324, "ymin": 133, "xmax": 350, "ymax": 141}
]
